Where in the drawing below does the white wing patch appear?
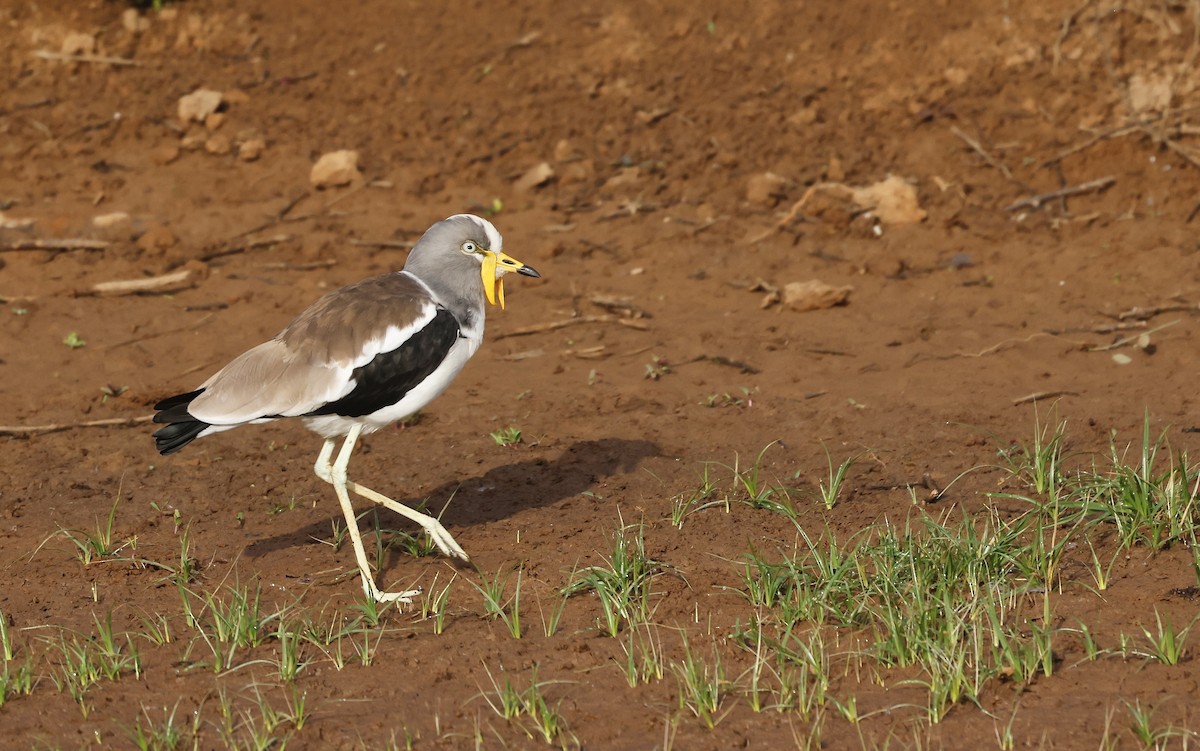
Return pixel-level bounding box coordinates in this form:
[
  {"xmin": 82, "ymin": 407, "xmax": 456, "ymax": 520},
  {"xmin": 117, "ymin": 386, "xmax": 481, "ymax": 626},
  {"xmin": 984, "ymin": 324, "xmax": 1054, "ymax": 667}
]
[
  {"xmin": 350, "ymin": 302, "xmax": 437, "ymax": 369},
  {"xmin": 189, "ymin": 300, "xmax": 442, "ymax": 425}
]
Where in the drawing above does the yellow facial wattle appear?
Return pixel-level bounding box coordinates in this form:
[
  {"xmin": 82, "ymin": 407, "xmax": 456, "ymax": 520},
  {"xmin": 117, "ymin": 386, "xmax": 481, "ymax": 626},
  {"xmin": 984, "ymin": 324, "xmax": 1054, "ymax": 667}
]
[{"xmin": 481, "ymin": 252, "xmax": 500, "ymax": 307}]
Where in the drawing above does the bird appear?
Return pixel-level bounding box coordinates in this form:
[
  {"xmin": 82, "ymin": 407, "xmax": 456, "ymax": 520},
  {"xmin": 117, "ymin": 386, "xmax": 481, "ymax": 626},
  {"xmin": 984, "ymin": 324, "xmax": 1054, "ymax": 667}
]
[{"xmin": 151, "ymin": 214, "xmax": 540, "ymax": 602}]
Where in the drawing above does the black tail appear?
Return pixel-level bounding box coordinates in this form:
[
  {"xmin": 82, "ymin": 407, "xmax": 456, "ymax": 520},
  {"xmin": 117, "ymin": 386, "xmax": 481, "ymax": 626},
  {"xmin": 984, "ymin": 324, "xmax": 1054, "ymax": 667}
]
[{"xmin": 152, "ymin": 389, "xmax": 210, "ymax": 455}]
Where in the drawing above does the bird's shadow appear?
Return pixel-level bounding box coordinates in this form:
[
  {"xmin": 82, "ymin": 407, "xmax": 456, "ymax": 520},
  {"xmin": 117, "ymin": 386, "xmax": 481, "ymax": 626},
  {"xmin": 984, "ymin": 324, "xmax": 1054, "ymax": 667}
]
[{"xmin": 244, "ymin": 437, "xmax": 660, "ymax": 562}]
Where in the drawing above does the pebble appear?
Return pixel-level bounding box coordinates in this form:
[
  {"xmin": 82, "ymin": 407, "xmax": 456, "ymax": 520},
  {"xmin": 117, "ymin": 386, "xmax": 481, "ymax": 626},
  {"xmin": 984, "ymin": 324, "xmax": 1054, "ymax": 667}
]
[
  {"xmin": 204, "ymin": 134, "xmax": 232, "ymax": 155},
  {"xmin": 177, "ymin": 88, "xmax": 224, "ymax": 124},
  {"xmin": 136, "ymin": 225, "xmax": 178, "ymax": 256},
  {"xmin": 60, "ymin": 32, "xmax": 96, "ymax": 56},
  {"xmin": 151, "ymin": 144, "xmax": 181, "ymax": 165},
  {"xmin": 310, "ymin": 150, "xmax": 361, "ymax": 188},
  {"xmin": 746, "ymin": 172, "xmax": 787, "ymax": 206},
  {"xmin": 514, "ymin": 162, "xmax": 555, "ymax": 192},
  {"xmin": 237, "ymin": 136, "xmax": 266, "ymax": 162},
  {"xmin": 122, "ymin": 8, "xmax": 150, "ymax": 33},
  {"xmin": 783, "ymin": 280, "xmax": 852, "ymax": 312}
]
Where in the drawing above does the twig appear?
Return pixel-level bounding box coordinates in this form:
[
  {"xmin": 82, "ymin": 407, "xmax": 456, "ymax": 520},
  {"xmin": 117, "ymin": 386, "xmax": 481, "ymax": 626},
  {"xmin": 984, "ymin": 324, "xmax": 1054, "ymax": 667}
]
[
  {"xmin": 950, "ymin": 125, "xmax": 1021, "ymax": 184},
  {"xmin": 2, "ymin": 238, "xmax": 110, "ymax": 252},
  {"xmin": 0, "ymin": 97, "xmax": 57, "ymax": 117},
  {"xmin": 905, "ymin": 332, "xmax": 1058, "ymax": 366},
  {"xmin": 1086, "ymin": 319, "xmax": 1179, "ymax": 351},
  {"xmin": 349, "ymin": 240, "xmax": 414, "ymax": 250},
  {"xmin": 1044, "ymin": 121, "xmax": 1147, "ymax": 166},
  {"xmin": 746, "ymin": 186, "xmax": 819, "ymax": 243},
  {"xmin": 1004, "ymin": 176, "xmax": 1115, "ymax": 211},
  {"xmin": 88, "ymin": 268, "xmax": 198, "ymax": 297},
  {"xmin": 106, "ymin": 313, "xmax": 214, "ymax": 350},
  {"xmin": 230, "ymin": 193, "xmax": 310, "ymax": 240},
  {"xmin": 590, "ymin": 295, "xmax": 651, "ymax": 319},
  {"xmin": 1051, "ymin": 0, "xmax": 1095, "ymax": 71},
  {"xmin": 1162, "ymin": 138, "xmax": 1200, "ymax": 171},
  {"xmin": 196, "ymin": 234, "xmax": 291, "ymax": 264},
  {"xmin": 1043, "ymin": 321, "xmax": 1146, "ymax": 335},
  {"xmin": 494, "ymin": 315, "xmax": 649, "ymax": 340},
  {"xmin": 1117, "ymin": 303, "xmax": 1198, "ymax": 321},
  {"xmin": 678, "ymin": 354, "xmax": 761, "ymax": 374},
  {"xmin": 0, "ymin": 414, "xmax": 154, "ymax": 436},
  {"xmin": 257, "ymin": 259, "xmax": 337, "ymax": 271},
  {"xmin": 33, "ymin": 50, "xmax": 143, "ymax": 67},
  {"xmin": 1012, "ymin": 390, "xmax": 1079, "ymax": 406}
]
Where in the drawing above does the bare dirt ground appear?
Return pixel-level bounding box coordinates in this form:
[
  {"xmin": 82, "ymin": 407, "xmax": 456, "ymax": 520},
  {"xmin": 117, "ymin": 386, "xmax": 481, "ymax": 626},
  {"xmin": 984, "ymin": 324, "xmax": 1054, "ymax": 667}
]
[{"xmin": 4, "ymin": 0, "xmax": 1200, "ymax": 748}]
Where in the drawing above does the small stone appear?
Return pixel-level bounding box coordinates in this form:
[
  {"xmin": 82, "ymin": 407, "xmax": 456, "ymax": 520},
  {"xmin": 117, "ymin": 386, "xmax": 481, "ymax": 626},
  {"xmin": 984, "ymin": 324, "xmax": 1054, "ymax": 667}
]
[
  {"xmin": 787, "ymin": 107, "xmax": 819, "ymax": 127},
  {"xmin": 61, "ymin": 32, "xmax": 96, "ymax": 56},
  {"xmin": 204, "ymin": 112, "xmax": 225, "ymax": 131},
  {"xmin": 604, "ymin": 167, "xmax": 640, "ymax": 190},
  {"xmin": 237, "ymin": 136, "xmax": 265, "ymax": 162},
  {"xmin": 180, "ymin": 130, "xmax": 206, "ymax": 150},
  {"xmin": 1111, "ymin": 353, "xmax": 1133, "ymax": 365},
  {"xmin": 310, "ymin": 150, "xmax": 361, "ymax": 188},
  {"xmin": 177, "ymin": 88, "xmax": 224, "ymax": 123},
  {"xmin": 204, "ymin": 134, "xmax": 231, "ymax": 155},
  {"xmin": 92, "ymin": 212, "xmax": 131, "ymax": 229},
  {"xmin": 746, "ymin": 172, "xmax": 787, "ymax": 206},
  {"xmin": 135, "ymin": 225, "xmax": 178, "ymax": 256},
  {"xmin": 151, "ymin": 143, "xmax": 181, "ymax": 165},
  {"xmin": 560, "ymin": 160, "xmax": 594, "ymax": 185},
  {"xmin": 714, "ymin": 151, "xmax": 739, "ymax": 168},
  {"xmin": 553, "ymin": 139, "xmax": 575, "ymax": 162},
  {"xmin": 513, "ymin": 162, "xmax": 555, "ymax": 192},
  {"xmin": 224, "ymin": 89, "xmax": 251, "ymax": 106},
  {"xmin": 782, "ymin": 280, "xmax": 853, "ymax": 312},
  {"xmin": 121, "ymin": 8, "xmax": 150, "ymax": 33},
  {"xmin": 826, "ymin": 156, "xmax": 845, "ymax": 182}
]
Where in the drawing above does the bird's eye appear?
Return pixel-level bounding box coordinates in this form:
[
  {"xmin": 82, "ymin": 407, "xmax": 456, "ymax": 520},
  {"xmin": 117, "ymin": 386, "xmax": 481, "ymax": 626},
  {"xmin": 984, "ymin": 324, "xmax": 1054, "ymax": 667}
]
[{"xmin": 461, "ymin": 240, "xmax": 478, "ymax": 254}]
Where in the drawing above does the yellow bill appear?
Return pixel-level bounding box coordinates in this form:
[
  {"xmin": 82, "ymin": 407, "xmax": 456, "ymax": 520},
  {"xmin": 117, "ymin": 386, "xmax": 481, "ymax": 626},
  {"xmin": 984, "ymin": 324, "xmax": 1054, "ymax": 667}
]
[{"xmin": 481, "ymin": 250, "xmax": 541, "ymax": 309}]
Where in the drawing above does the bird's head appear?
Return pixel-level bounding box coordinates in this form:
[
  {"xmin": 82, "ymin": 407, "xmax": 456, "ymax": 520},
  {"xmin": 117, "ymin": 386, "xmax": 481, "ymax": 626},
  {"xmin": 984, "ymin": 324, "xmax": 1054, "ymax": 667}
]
[{"xmin": 406, "ymin": 214, "xmax": 540, "ymax": 309}]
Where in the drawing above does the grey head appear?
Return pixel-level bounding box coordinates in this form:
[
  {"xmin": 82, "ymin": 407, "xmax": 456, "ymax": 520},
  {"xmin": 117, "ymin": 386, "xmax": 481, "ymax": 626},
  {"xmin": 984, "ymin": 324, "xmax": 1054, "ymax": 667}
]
[{"xmin": 403, "ymin": 214, "xmax": 539, "ymax": 317}]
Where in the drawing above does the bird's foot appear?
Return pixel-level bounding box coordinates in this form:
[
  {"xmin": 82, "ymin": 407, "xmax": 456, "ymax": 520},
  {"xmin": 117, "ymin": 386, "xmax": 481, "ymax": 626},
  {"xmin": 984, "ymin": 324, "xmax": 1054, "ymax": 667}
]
[{"xmin": 424, "ymin": 521, "xmax": 469, "ymax": 562}]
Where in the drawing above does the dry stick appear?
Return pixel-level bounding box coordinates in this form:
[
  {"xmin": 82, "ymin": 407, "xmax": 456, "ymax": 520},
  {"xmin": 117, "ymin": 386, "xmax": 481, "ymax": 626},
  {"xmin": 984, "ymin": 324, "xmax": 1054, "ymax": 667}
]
[
  {"xmin": 229, "ymin": 192, "xmax": 310, "ymax": 240},
  {"xmin": 906, "ymin": 332, "xmax": 1060, "ymax": 366},
  {"xmin": 1117, "ymin": 303, "xmax": 1199, "ymax": 321},
  {"xmin": 106, "ymin": 313, "xmax": 214, "ymax": 351},
  {"xmin": 33, "ymin": 50, "xmax": 143, "ymax": 67},
  {"xmin": 1012, "ymin": 390, "xmax": 1080, "ymax": 406},
  {"xmin": 1161, "ymin": 138, "xmax": 1200, "ymax": 171},
  {"xmin": 746, "ymin": 185, "xmax": 820, "ymax": 243},
  {"xmin": 1044, "ymin": 121, "xmax": 1146, "ymax": 166},
  {"xmin": 678, "ymin": 354, "xmax": 761, "ymax": 374},
  {"xmin": 1051, "ymin": 0, "xmax": 1095, "ymax": 71},
  {"xmin": 257, "ymin": 259, "xmax": 337, "ymax": 271},
  {"xmin": 1087, "ymin": 319, "xmax": 1180, "ymax": 352},
  {"xmin": 1004, "ymin": 176, "xmax": 1116, "ymax": 212},
  {"xmin": 349, "ymin": 240, "xmax": 414, "ymax": 250},
  {"xmin": 0, "ymin": 97, "xmax": 56, "ymax": 117},
  {"xmin": 196, "ymin": 234, "xmax": 291, "ymax": 264},
  {"xmin": 494, "ymin": 315, "xmax": 648, "ymax": 340},
  {"xmin": 950, "ymin": 125, "xmax": 1023, "ymax": 185},
  {"xmin": 0, "ymin": 415, "xmax": 154, "ymax": 436},
  {"xmin": 1044, "ymin": 321, "xmax": 1147, "ymax": 335},
  {"xmin": 2, "ymin": 238, "xmax": 110, "ymax": 251},
  {"xmin": 89, "ymin": 268, "xmax": 197, "ymax": 297}
]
